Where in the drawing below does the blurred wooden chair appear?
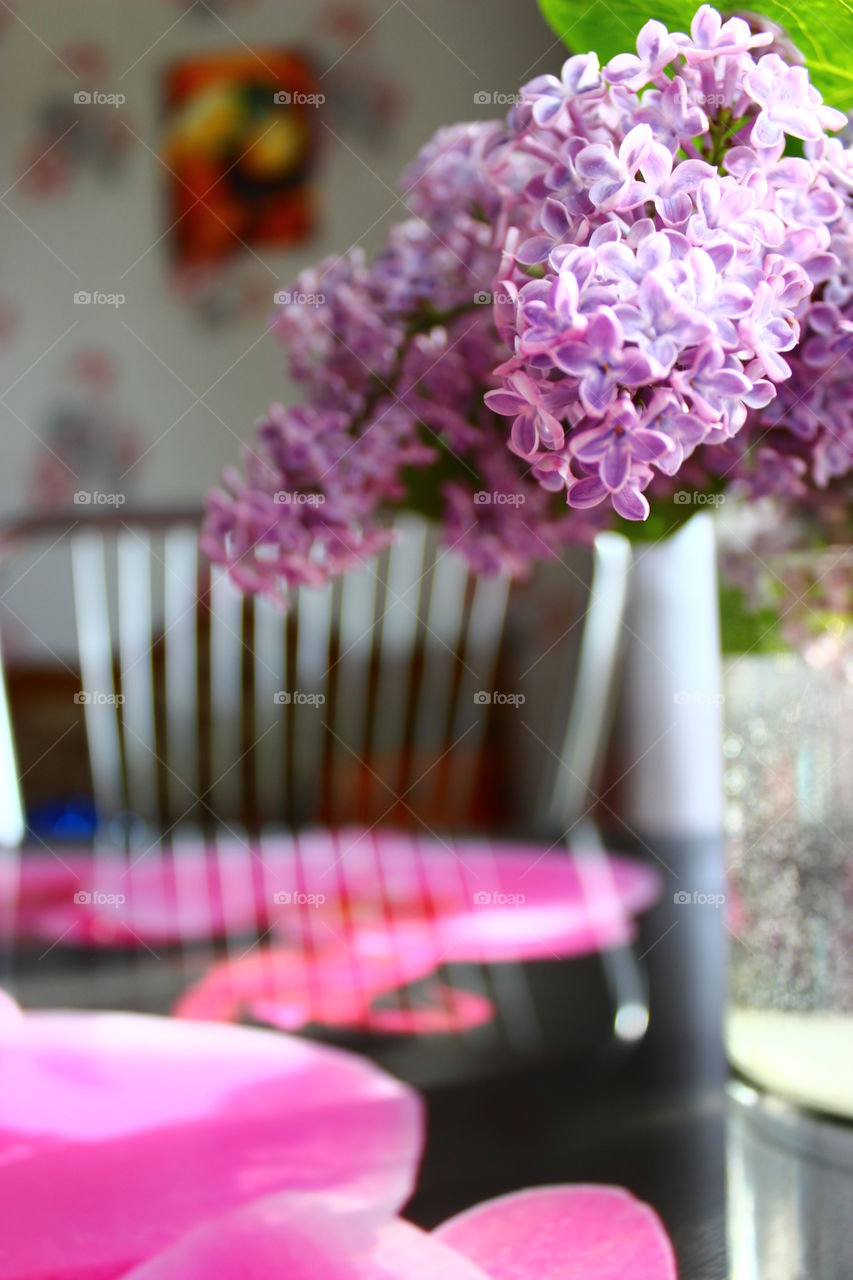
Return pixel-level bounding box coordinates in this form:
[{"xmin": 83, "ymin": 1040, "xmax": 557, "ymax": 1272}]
[
  {"xmin": 0, "ymin": 509, "xmax": 631, "ymax": 845},
  {"xmin": 0, "ymin": 509, "xmax": 650, "ymax": 1067}
]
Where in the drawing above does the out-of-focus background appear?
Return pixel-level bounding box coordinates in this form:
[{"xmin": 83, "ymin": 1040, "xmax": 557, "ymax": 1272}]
[
  {"xmin": 0, "ymin": 0, "xmax": 557, "ymax": 544},
  {"xmin": 1, "ymin": 1, "xmax": 612, "ymax": 845},
  {"xmin": 0, "ymin": 2, "xmax": 725, "ymax": 847}
]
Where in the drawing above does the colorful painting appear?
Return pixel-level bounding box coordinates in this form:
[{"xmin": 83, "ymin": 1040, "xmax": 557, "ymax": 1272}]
[{"xmin": 161, "ymin": 49, "xmax": 320, "ymax": 265}]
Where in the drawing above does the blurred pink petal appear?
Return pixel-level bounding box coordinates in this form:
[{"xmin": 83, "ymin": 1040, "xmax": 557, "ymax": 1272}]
[
  {"xmin": 175, "ymin": 938, "xmax": 439, "ymax": 1030},
  {"xmin": 172, "ymin": 831, "xmax": 660, "ymax": 1035},
  {"xmin": 5, "ymin": 832, "xmax": 660, "ymax": 962},
  {"xmin": 7, "ymin": 845, "xmax": 266, "ymax": 946},
  {"xmin": 433, "ymin": 1185, "xmax": 678, "ymax": 1279},
  {"xmin": 121, "ymin": 1193, "xmax": 492, "ymax": 1280},
  {"xmin": 0, "ymin": 999, "xmax": 422, "ymax": 1279},
  {"xmin": 122, "ymin": 1184, "xmax": 677, "ymax": 1279},
  {"xmin": 292, "ymin": 829, "xmax": 661, "ymax": 963}
]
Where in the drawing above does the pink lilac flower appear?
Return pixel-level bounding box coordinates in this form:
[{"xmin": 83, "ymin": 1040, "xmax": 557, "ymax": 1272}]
[
  {"xmin": 745, "ymin": 55, "xmax": 846, "ymax": 148},
  {"xmin": 687, "ymin": 176, "xmax": 784, "ymax": 250},
  {"xmin": 722, "ymin": 129, "xmax": 853, "ymax": 511},
  {"xmin": 459, "ymin": 4, "xmax": 848, "ymax": 529},
  {"xmin": 205, "ymin": 5, "xmax": 853, "ymax": 598},
  {"xmin": 635, "ymin": 75, "xmax": 708, "ymax": 151},
  {"xmin": 738, "ymin": 279, "xmax": 799, "ymax": 381},
  {"xmin": 484, "ymin": 370, "xmax": 565, "ymax": 454},
  {"xmin": 552, "ymin": 310, "xmax": 658, "ymax": 416},
  {"xmin": 605, "ymin": 19, "xmax": 680, "ymax": 88},
  {"xmin": 614, "ymin": 273, "xmax": 714, "ymax": 370},
  {"xmin": 522, "ymin": 53, "xmax": 602, "ymax": 126},
  {"xmin": 571, "ymin": 400, "xmax": 673, "ymax": 518},
  {"xmin": 676, "ymin": 4, "xmax": 773, "ymax": 61}
]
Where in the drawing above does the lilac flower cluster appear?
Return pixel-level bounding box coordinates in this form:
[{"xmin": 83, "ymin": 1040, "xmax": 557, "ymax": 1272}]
[
  {"xmin": 485, "ymin": 7, "xmax": 846, "ymax": 520},
  {"xmin": 203, "ymin": 121, "xmax": 584, "ymax": 591},
  {"xmin": 205, "ymin": 5, "xmax": 851, "ymax": 596},
  {"xmin": 724, "ymin": 134, "xmax": 853, "ymax": 512}
]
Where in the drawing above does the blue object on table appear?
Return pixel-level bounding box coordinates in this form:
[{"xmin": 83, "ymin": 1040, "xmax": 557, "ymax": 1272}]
[{"xmin": 27, "ymin": 796, "xmax": 98, "ymax": 841}]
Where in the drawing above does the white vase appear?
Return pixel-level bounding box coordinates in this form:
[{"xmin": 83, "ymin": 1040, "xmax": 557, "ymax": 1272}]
[{"xmin": 614, "ymin": 512, "xmax": 723, "ymax": 839}]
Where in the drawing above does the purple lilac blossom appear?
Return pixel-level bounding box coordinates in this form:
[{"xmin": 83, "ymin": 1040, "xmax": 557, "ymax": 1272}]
[{"xmin": 205, "ymin": 5, "xmax": 852, "ymax": 598}]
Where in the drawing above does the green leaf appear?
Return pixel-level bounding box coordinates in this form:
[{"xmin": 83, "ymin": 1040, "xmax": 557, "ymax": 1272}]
[
  {"xmin": 718, "ymin": 581, "xmax": 788, "ymax": 655},
  {"xmin": 537, "ymin": 0, "xmax": 853, "ymax": 110},
  {"xmin": 612, "ymin": 502, "xmax": 693, "ymax": 543}
]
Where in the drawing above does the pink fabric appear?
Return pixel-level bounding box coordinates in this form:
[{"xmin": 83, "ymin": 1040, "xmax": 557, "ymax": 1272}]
[
  {"xmin": 5, "ymin": 830, "xmax": 660, "ymax": 1036},
  {"xmin": 172, "ymin": 830, "xmax": 660, "ymax": 1033},
  {"xmin": 3, "ymin": 829, "xmax": 661, "ymax": 954},
  {"xmin": 0, "ymin": 1002, "xmax": 422, "ymax": 1280},
  {"xmin": 5, "ymin": 845, "xmax": 265, "ymax": 945}
]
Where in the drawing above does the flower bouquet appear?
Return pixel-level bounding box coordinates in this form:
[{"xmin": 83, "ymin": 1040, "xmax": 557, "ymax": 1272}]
[
  {"xmin": 203, "ymin": 3, "xmax": 853, "ymax": 604},
  {"xmin": 201, "ymin": 8, "xmax": 853, "ymax": 1060}
]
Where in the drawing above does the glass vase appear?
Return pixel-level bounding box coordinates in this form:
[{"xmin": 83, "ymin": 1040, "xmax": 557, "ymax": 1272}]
[{"xmin": 722, "ymin": 576, "xmax": 853, "ymax": 1118}]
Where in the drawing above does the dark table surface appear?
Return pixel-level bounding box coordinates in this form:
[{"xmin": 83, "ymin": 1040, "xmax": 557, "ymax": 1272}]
[
  {"xmin": 406, "ymin": 832, "xmax": 730, "ymax": 1279},
  {"xmin": 9, "ymin": 832, "xmax": 853, "ymax": 1279}
]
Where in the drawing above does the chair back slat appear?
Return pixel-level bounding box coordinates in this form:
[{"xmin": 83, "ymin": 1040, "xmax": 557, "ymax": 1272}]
[
  {"xmin": 0, "ymin": 629, "xmax": 25, "ymax": 847},
  {"xmin": 367, "ymin": 518, "xmax": 430, "ymax": 809},
  {"xmin": 70, "ymin": 532, "xmax": 124, "ymax": 821},
  {"xmin": 539, "ymin": 533, "xmax": 633, "ymax": 832},
  {"xmin": 438, "ymin": 573, "xmax": 511, "ymax": 825},
  {"xmin": 252, "ymin": 595, "xmax": 288, "ymax": 821},
  {"xmin": 208, "ymin": 565, "xmax": 245, "ymax": 823},
  {"xmin": 292, "ymin": 581, "xmax": 334, "ymax": 821},
  {"xmin": 164, "ymin": 526, "xmax": 201, "ymax": 821},
  {"xmin": 327, "ymin": 564, "xmax": 379, "ymax": 822},
  {"xmin": 117, "ymin": 530, "xmax": 158, "ymax": 824},
  {"xmin": 402, "ymin": 545, "xmax": 470, "ymax": 813}
]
